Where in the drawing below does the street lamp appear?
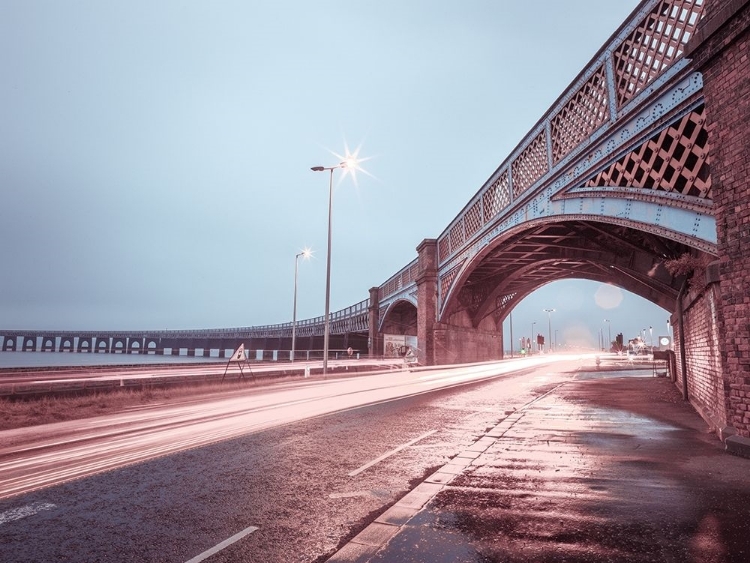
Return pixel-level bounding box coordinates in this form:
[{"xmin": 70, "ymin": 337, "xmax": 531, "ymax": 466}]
[
  {"xmin": 509, "ymin": 311, "xmax": 514, "ymax": 358},
  {"xmin": 604, "ymin": 319, "xmax": 611, "ymax": 353},
  {"xmin": 291, "ymin": 248, "xmax": 312, "ymax": 363},
  {"xmin": 543, "ymin": 309, "xmax": 554, "ymax": 353},
  {"xmin": 649, "ymin": 326, "xmax": 653, "ymax": 350},
  {"xmin": 531, "ymin": 321, "xmax": 536, "ymax": 355},
  {"xmin": 555, "ymin": 329, "xmax": 559, "ymax": 350},
  {"xmin": 311, "ymin": 157, "xmax": 357, "ymax": 376}
]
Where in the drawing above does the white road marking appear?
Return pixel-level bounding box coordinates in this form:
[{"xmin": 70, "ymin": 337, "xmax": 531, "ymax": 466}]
[
  {"xmin": 0, "ymin": 502, "xmax": 56, "ymax": 525},
  {"xmin": 348, "ymin": 430, "xmax": 437, "ymax": 477},
  {"xmin": 329, "ymin": 491, "xmax": 374, "ymax": 499},
  {"xmin": 184, "ymin": 525, "xmax": 259, "ymax": 563}
]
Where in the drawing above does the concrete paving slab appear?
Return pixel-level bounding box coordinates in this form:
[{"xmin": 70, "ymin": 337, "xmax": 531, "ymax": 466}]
[
  {"xmin": 325, "ymin": 541, "xmax": 381, "ymax": 563},
  {"xmin": 423, "ymin": 471, "xmax": 456, "ymax": 485},
  {"xmin": 348, "ymin": 522, "xmax": 400, "ymax": 547},
  {"xmin": 374, "ymin": 505, "xmax": 419, "ymax": 526},
  {"xmin": 328, "ymin": 377, "xmax": 750, "ymax": 562}
]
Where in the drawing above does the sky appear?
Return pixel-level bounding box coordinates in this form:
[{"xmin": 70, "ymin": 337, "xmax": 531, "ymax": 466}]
[{"xmin": 0, "ymin": 0, "xmax": 672, "ymax": 348}]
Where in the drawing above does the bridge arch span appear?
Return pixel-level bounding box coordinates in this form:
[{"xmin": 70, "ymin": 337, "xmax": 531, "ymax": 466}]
[
  {"xmin": 438, "ymin": 216, "xmax": 716, "ymax": 329},
  {"xmin": 379, "ymin": 298, "xmax": 418, "ymax": 336}
]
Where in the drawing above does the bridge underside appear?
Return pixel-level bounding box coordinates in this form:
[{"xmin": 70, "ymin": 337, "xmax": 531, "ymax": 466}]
[{"xmin": 448, "ymin": 219, "xmax": 705, "ymax": 328}]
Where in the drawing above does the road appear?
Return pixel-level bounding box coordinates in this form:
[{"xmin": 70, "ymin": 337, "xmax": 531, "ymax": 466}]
[{"xmin": 0, "ymin": 355, "xmax": 576, "ymax": 562}]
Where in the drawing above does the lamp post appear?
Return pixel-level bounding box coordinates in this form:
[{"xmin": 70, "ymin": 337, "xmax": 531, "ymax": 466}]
[
  {"xmin": 555, "ymin": 329, "xmax": 559, "ymax": 350},
  {"xmin": 543, "ymin": 309, "xmax": 554, "ymax": 353},
  {"xmin": 531, "ymin": 321, "xmax": 536, "ymax": 355},
  {"xmin": 649, "ymin": 326, "xmax": 653, "ymax": 351},
  {"xmin": 604, "ymin": 319, "xmax": 611, "ymax": 353},
  {"xmin": 509, "ymin": 311, "xmax": 514, "ymax": 358},
  {"xmin": 291, "ymin": 248, "xmax": 312, "ymax": 363},
  {"xmin": 311, "ymin": 159, "xmax": 355, "ymax": 376}
]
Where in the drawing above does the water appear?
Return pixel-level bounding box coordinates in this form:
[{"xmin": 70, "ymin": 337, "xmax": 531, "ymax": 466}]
[{"xmin": 0, "ymin": 351, "xmax": 221, "ymax": 369}]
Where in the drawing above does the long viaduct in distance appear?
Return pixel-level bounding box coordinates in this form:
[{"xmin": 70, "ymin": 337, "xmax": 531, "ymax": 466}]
[{"xmin": 3, "ymin": 0, "xmax": 750, "ymax": 447}]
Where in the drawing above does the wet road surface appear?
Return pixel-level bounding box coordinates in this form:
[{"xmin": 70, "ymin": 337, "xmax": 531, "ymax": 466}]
[
  {"xmin": 0, "ymin": 357, "xmax": 567, "ymax": 562},
  {"xmin": 339, "ymin": 376, "xmax": 750, "ymax": 563},
  {"xmin": 3, "ymin": 358, "xmax": 748, "ymax": 562}
]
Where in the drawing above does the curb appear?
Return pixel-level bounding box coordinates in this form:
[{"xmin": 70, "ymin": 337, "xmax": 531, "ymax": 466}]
[
  {"xmin": 726, "ymin": 434, "xmax": 750, "ymax": 459},
  {"xmin": 325, "ymin": 410, "xmax": 527, "ymax": 562}
]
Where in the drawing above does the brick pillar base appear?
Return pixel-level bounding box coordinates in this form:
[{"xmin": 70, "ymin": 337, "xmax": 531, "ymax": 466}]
[{"xmin": 416, "ymin": 239, "xmax": 438, "ymax": 366}]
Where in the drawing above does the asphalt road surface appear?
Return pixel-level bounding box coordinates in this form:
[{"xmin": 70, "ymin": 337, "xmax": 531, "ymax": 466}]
[{"xmin": 0, "ymin": 356, "xmax": 571, "ymax": 562}]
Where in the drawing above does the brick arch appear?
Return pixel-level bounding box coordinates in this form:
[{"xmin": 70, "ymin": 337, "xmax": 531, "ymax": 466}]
[
  {"xmin": 145, "ymin": 338, "xmax": 159, "ymax": 354},
  {"xmin": 94, "ymin": 338, "xmax": 110, "ymax": 353},
  {"xmin": 127, "ymin": 338, "xmax": 144, "ymax": 354},
  {"xmin": 439, "ymin": 217, "xmax": 714, "ymax": 327},
  {"xmin": 2, "ymin": 336, "xmax": 18, "ymax": 352},
  {"xmin": 60, "ymin": 337, "xmax": 75, "ymax": 352},
  {"xmin": 379, "ymin": 299, "xmax": 418, "ymax": 336}
]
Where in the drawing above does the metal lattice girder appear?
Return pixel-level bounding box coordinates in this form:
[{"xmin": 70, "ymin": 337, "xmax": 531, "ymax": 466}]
[
  {"xmin": 585, "ymin": 105, "xmax": 710, "ymax": 199},
  {"xmin": 432, "ymin": 0, "xmax": 708, "ymax": 269},
  {"xmin": 612, "ymin": 0, "xmax": 706, "ymax": 108}
]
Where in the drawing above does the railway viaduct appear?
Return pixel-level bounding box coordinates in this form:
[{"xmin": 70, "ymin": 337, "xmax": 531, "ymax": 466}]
[{"xmin": 2, "ymin": 0, "xmax": 749, "ymax": 448}]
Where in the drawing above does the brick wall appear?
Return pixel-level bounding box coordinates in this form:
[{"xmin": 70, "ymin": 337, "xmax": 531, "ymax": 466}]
[
  {"xmin": 433, "ymin": 323, "xmax": 503, "ymax": 365},
  {"xmin": 686, "ymin": 0, "xmax": 750, "ymax": 438},
  {"xmin": 673, "ymin": 281, "xmax": 731, "ymax": 434}
]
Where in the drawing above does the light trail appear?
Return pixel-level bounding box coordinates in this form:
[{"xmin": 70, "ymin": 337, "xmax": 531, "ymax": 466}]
[{"xmin": 0, "ymin": 356, "xmax": 577, "ymax": 500}]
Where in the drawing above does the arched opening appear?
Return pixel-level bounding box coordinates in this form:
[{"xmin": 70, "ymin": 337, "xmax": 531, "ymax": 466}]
[
  {"xmin": 380, "ymin": 299, "xmax": 418, "ymax": 358},
  {"xmin": 501, "ymin": 279, "xmax": 670, "ymax": 355},
  {"xmin": 95, "ymin": 338, "xmax": 110, "ymax": 353},
  {"xmin": 440, "ymin": 219, "xmax": 714, "ymax": 329}
]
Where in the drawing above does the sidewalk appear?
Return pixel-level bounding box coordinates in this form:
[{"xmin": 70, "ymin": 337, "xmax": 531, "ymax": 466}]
[{"xmin": 327, "ymin": 374, "xmax": 750, "ymax": 562}]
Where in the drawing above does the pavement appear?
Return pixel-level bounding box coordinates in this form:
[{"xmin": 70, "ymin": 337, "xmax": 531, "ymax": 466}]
[{"xmin": 325, "ymin": 373, "xmax": 750, "ymax": 563}]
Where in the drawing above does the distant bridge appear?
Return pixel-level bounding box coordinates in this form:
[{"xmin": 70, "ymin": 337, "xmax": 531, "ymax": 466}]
[
  {"xmin": 3, "ymin": 0, "xmax": 750, "ymax": 447},
  {"xmin": 0, "ymin": 299, "xmax": 370, "ymax": 360}
]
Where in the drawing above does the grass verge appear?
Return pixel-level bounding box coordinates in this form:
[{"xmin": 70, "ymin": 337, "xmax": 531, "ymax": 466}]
[{"xmin": 0, "ymin": 380, "xmax": 256, "ymax": 432}]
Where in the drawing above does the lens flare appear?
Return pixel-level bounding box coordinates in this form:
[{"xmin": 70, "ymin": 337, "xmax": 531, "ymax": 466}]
[
  {"xmin": 594, "ymin": 284, "xmax": 623, "ymax": 309},
  {"xmin": 328, "ymin": 140, "xmax": 375, "ymax": 188}
]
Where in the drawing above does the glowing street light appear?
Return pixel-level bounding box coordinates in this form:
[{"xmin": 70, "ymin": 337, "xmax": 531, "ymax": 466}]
[
  {"xmin": 291, "ymin": 247, "xmax": 312, "ymax": 362},
  {"xmin": 544, "ymin": 309, "xmax": 554, "ymax": 353},
  {"xmin": 311, "ymin": 154, "xmax": 360, "ymax": 376},
  {"xmin": 531, "ymin": 321, "xmax": 536, "ymax": 355}
]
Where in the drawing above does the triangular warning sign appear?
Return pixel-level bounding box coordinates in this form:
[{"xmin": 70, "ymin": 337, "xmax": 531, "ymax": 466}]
[{"xmin": 230, "ymin": 343, "xmax": 246, "ymax": 362}]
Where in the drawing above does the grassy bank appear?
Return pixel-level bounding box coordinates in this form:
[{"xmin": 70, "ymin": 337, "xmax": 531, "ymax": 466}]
[{"xmin": 0, "ymin": 380, "xmax": 255, "ymax": 432}]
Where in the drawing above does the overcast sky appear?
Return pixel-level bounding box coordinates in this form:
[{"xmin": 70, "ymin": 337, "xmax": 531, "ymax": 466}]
[{"xmin": 0, "ymin": 1, "xmax": 671, "ymax": 348}]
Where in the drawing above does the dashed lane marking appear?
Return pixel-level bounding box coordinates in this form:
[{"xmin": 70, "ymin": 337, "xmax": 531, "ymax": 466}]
[
  {"xmin": 184, "ymin": 525, "xmax": 259, "ymax": 563},
  {"xmin": 348, "ymin": 430, "xmax": 437, "ymax": 477},
  {"xmin": 0, "ymin": 502, "xmax": 56, "ymax": 525}
]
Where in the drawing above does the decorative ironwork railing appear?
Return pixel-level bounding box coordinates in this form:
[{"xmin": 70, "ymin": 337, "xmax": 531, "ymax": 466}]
[
  {"xmin": 1, "ymin": 1, "xmax": 712, "ymax": 343},
  {"xmin": 434, "ymin": 0, "xmax": 707, "ymax": 266}
]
